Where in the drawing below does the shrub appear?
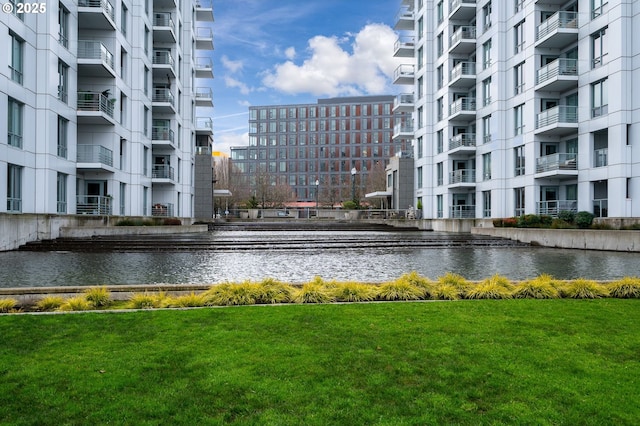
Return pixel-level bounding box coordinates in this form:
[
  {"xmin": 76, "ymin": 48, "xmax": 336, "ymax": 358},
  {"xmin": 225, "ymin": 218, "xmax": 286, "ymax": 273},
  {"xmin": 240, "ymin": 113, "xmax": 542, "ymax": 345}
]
[
  {"xmin": 575, "ymin": 211, "xmax": 595, "ymax": 229},
  {"xmin": 437, "ymin": 272, "xmax": 471, "ymax": 294},
  {"xmin": 0, "ymin": 298, "xmax": 18, "ymax": 313},
  {"xmin": 492, "ymin": 219, "xmax": 503, "ymax": 228},
  {"xmin": 466, "ymin": 275, "xmax": 514, "ymax": 299},
  {"xmin": 513, "ymin": 275, "xmax": 560, "ymax": 299},
  {"xmin": 204, "ymin": 282, "xmax": 261, "ymax": 306},
  {"xmin": 163, "ymin": 218, "xmax": 182, "ymax": 226},
  {"xmin": 35, "ymin": 296, "xmax": 65, "ymax": 311},
  {"xmin": 517, "ymin": 214, "xmax": 541, "ymax": 228},
  {"xmin": 255, "ymin": 278, "xmax": 293, "ymax": 304},
  {"xmin": 293, "ymin": 280, "xmax": 333, "ymax": 304},
  {"xmin": 620, "ymin": 223, "xmax": 640, "ymax": 230},
  {"xmin": 502, "ymin": 217, "xmax": 518, "ymax": 227},
  {"xmin": 167, "ymin": 292, "xmax": 206, "ymax": 308},
  {"xmin": 395, "ymin": 271, "xmax": 434, "ymax": 297},
  {"xmin": 539, "ymin": 215, "xmax": 553, "ymax": 227},
  {"xmin": 590, "ymin": 222, "xmax": 614, "ymax": 230},
  {"xmin": 558, "ymin": 210, "xmax": 576, "ymax": 223},
  {"xmin": 59, "ymin": 296, "xmax": 92, "ymax": 311},
  {"xmin": 377, "ymin": 280, "xmax": 423, "ymax": 301},
  {"xmin": 608, "ymin": 277, "xmax": 640, "ymax": 298},
  {"xmin": 127, "ymin": 292, "xmax": 168, "ymax": 309},
  {"xmin": 342, "ymin": 200, "xmax": 358, "ymax": 210},
  {"xmin": 551, "ymin": 219, "xmax": 574, "ymax": 229},
  {"xmin": 560, "ymin": 278, "xmax": 609, "ymax": 299},
  {"xmin": 332, "ymin": 282, "xmax": 377, "ymax": 302},
  {"xmin": 431, "ymin": 284, "xmax": 461, "ymax": 300},
  {"xmin": 84, "ymin": 286, "xmax": 111, "ymax": 308},
  {"xmin": 115, "ymin": 219, "xmax": 136, "ymax": 226}
]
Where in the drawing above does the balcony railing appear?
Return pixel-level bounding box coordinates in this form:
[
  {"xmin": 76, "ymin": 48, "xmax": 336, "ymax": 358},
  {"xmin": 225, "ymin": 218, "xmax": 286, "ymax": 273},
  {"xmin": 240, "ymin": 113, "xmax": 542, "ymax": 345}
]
[
  {"xmin": 449, "ymin": 133, "xmax": 476, "ymax": 150},
  {"xmin": 536, "ymin": 153, "xmax": 577, "ymax": 173},
  {"xmin": 195, "ymin": 56, "xmax": 213, "ymax": 71},
  {"xmin": 196, "ymin": 117, "xmax": 213, "ymax": 131},
  {"xmin": 77, "ymin": 92, "xmax": 115, "ymax": 118},
  {"xmin": 76, "ymin": 195, "xmax": 112, "ymax": 215},
  {"xmin": 536, "ymin": 105, "xmax": 578, "ymax": 129},
  {"xmin": 153, "ymin": 88, "xmax": 174, "ymax": 104},
  {"xmin": 153, "ymin": 12, "xmax": 175, "ymax": 29},
  {"xmin": 394, "ymin": 121, "xmax": 414, "ymax": 135},
  {"xmin": 449, "ymin": 169, "xmax": 476, "ymax": 184},
  {"xmin": 78, "ymin": 0, "xmax": 115, "ymax": 21},
  {"xmin": 594, "ymin": 148, "xmax": 608, "ymax": 167},
  {"xmin": 153, "ymin": 50, "xmax": 175, "ymax": 67},
  {"xmin": 449, "ymin": 97, "xmax": 476, "ymax": 116},
  {"xmin": 450, "ymin": 61, "xmax": 476, "ymax": 81},
  {"xmin": 78, "ymin": 40, "xmax": 115, "ymax": 69},
  {"xmin": 152, "ymin": 203, "xmax": 175, "ymax": 217},
  {"xmin": 152, "ymin": 126, "xmax": 175, "ymax": 142},
  {"xmin": 77, "ymin": 144, "xmax": 114, "ymax": 166},
  {"xmin": 450, "ymin": 205, "xmax": 476, "ymax": 218},
  {"xmin": 450, "ymin": 26, "xmax": 476, "ymax": 46},
  {"xmin": 536, "ymin": 11, "xmax": 578, "ymax": 41},
  {"xmin": 195, "ymin": 87, "xmax": 212, "ymax": 100},
  {"xmin": 536, "ymin": 58, "xmax": 578, "ymax": 85},
  {"xmin": 537, "ymin": 200, "xmax": 578, "ymax": 217},
  {"xmin": 152, "ymin": 165, "xmax": 175, "ymax": 180},
  {"xmin": 393, "ymin": 64, "xmax": 415, "ymax": 81},
  {"xmin": 593, "ymin": 199, "xmax": 608, "ymax": 218},
  {"xmin": 394, "ymin": 93, "xmax": 414, "ymax": 109}
]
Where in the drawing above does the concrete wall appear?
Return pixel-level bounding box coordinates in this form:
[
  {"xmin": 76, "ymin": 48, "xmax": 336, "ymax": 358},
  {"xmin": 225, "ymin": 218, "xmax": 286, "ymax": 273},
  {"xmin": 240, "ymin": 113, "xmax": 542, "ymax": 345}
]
[
  {"xmin": 59, "ymin": 225, "xmax": 208, "ymax": 238},
  {"xmin": 472, "ymin": 227, "xmax": 640, "ymax": 252}
]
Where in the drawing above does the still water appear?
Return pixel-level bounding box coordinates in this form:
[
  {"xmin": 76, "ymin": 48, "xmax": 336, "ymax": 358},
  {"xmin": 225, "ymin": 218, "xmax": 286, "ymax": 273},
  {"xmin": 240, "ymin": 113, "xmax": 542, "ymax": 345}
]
[{"xmin": 1, "ymin": 230, "xmax": 639, "ymax": 287}]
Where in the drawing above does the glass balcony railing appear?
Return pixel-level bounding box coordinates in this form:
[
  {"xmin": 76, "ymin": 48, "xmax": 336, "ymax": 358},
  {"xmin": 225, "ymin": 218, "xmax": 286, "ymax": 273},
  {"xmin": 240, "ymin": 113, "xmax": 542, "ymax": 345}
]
[
  {"xmin": 152, "ymin": 165, "xmax": 175, "ymax": 180},
  {"xmin": 536, "ymin": 105, "xmax": 577, "ymax": 129},
  {"xmin": 449, "ymin": 205, "xmax": 476, "ymax": 218},
  {"xmin": 450, "ymin": 26, "xmax": 476, "ymax": 46},
  {"xmin": 449, "ymin": 97, "xmax": 476, "ymax": 116},
  {"xmin": 153, "ymin": 50, "xmax": 174, "ymax": 67},
  {"xmin": 536, "ymin": 11, "xmax": 578, "ymax": 41},
  {"xmin": 76, "ymin": 195, "xmax": 112, "ymax": 215},
  {"xmin": 77, "ymin": 144, "xmax": 113, "ymax": 166},
  {"xmin": 153, "ymin": 88, "xmax": 174, "ymax": 104},
  {"xmin": 450, "ymin": 61, "xmax": 476, "ymax": 81},
  {"xmin": 536, "ymin": 152, "xmax": 577, "ymax": 173},
  {"xmin": 153, "ymin": 12, "xmax": 175, "ymax": 29},
  {"xmin": 78, "ymin": 40, "xmax": 114, "ymax": 69},
  {"xmin": 449, "ymin": 133, "xmax": 476, "ymax": 150},
  {"xmin": 78, "ymin": 0, "xmax": 115, "ymax": 21},
  {"xmin": 536, "ymin": 58, "xmax": 578, "ymax": 85},
  {"xmin": 77, "ymin": 92, "xmax": 115, "ymax": 118},
  {"xmin": 537, "ymin": 200, "xmax": 578, "ymax": 216},
  {"xmin": 152, "ymin": 126, "xmax": 174, "ymax": 142},
  {"xmin": 449, "ymin": 169, "xmax": 476, "ymax": 184}
]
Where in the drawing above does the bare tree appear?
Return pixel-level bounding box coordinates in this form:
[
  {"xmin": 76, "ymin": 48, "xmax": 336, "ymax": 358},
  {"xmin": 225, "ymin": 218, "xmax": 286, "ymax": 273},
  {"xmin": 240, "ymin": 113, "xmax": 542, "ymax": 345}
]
[{"xmin": 365, "ymin": 160, "xmax": 388, "ymax": 208}]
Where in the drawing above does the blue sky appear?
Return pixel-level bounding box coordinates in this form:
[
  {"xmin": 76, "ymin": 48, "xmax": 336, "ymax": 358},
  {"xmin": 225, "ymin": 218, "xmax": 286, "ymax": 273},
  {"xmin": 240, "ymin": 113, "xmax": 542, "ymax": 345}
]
[{"xmin": 208, "ymin": 0, "xmax": 405, "ymax": 154}]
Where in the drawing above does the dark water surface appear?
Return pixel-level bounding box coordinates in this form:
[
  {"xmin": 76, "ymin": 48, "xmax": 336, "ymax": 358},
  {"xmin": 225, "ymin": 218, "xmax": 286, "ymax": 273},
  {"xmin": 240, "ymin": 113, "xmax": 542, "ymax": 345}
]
[{"xmin": 1, "ymin": 230, "xmax": 639, "ymax": 287}]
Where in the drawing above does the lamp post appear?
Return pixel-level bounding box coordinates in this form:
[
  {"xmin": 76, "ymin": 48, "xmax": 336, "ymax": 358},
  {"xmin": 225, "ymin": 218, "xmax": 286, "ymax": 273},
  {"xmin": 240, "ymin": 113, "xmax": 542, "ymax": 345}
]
[
  {"xmin": 315, "ymin": 179, "xmax": 319, "ymax": 212},
  {"xmin": 351, "ymin": 167, "xmax": 357, "ymax": 204}
]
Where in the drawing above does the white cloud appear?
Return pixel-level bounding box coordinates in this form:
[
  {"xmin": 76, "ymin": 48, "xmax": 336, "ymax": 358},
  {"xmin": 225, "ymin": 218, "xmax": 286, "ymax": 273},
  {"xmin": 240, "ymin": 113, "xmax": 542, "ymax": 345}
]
[
  {"xmin": 238, "ymin": 100, "xmax": 251, "ymax": 107},
  {"xmin": 284, "ymin": 47, "xmax": 296, "ymax": 60},
  {"xmin": 224, "ymin": 76, "xmax": 251, "ymax": 95},
  {"xmin": 261, "ymin": 24, "xmax": 404, "ymax": 97},
  {"xmin": 221, "ymin": 55, "xmax": 244, "ymax": 73},
  {"xmin": 215, "ymin": 131, "xmax": 249, "ymax": 155}
]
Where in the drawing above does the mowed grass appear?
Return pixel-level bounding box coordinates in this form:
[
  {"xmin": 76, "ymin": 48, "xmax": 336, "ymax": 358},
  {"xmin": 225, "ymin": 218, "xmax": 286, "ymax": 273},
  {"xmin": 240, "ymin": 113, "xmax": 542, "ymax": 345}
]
[{"xmin": 1, "ymin": 300, "xmax": 639, "ymax": 425}]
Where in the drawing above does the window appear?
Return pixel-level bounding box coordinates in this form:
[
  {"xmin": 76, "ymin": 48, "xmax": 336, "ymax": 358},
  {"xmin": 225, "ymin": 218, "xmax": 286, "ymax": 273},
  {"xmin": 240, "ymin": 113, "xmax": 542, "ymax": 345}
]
[
  {"xmin": 57, "ymin": 116, "xmax": 68, "ymax": 158},
  {"xmin": 515, "ymin": 0, "xmax": 524, "ymax": 13},
  {"xmin": 515, "ymin": 187, "xmax": 525, "ymax": 216},
  {"xmin": 417, "ymin": 107, "xmax": 423, "ymax": 129},
  {"xmin": 417, "ymin": 167, "xmax": 423, "ymax": 189},
  {"xmin": 483, "ymin": 191, "xmax": 491, "ymax": 217},
  {"xmin": 437, "ymin": 130, "xmax": 443, "ymax": 154},
  {"xmin": 7, "ymin": 164, "xmax": 22, "ymax": 212},
  {"xmin": 437, "ymin": 1, "xmax": 443, "ymax": 24},
  {"xmin": 417, "ymin": 136, "xmax": 423, "ymax": 158},
  {"xmin": 482, "ymin": 39, "xmax": 492, "ymax": 69},
  {"xmin": 57, "ymin": 173, "xmax": 67, "ymax": 213},
  {"xmin": 592, "ymin": 78, "xmax": 608, "ymax": 117},
  {"xmin": 7, "ymin": 98, "xmax": 23, "ymax": 148},
  {"xmin": 515, "ymin": 145, "xmax": 525, "ymax": 176},
  {"xmin": 417, "ymin": 47, "xmax": 423, "ymax": 70},
  {"xmin": 514, "ymin": 104, "xmax": 524, "ymax": 135},
  {"xmin": 514, "ymin": 20, "xmax": 525, "ymax": 53},
  {"xmin": 482, "ymin": 115, "xmax": 491, "ymax": 143},
  {"xmin": 9, "ymin": 32, "xmax": 23, "ymax": 85},
  {"xmin": 482, "ymin": 77, "xmax": 491, "ymax": 106},
  {"xmin": 144, "ymin": 66, "xmax": 149, "ymax": 97},
  {"xmin": 8, "ymin": 0, "xmax": 24, "ymax": 20},
  {"xmin": 483, "ymin": 2, "xmax": 492, "ymax": 31},
  {"xmin": 593, "ymin": 129, "xmax": 608, "ymax": 167},
  {"xmin": 437, "ymin": 97, "xmax": 443, "ymax": 121},
  {"xmin": 436, "ymin": 66, "xmax": 443, "ymax": 90},
  {"xmin": 121, "ymin": 3, "xmax": 127, "ymax": 36},
  {"xmin": 437, "ymin": 33, "xmax": 443, "ymax": 57},
  {"xmin": 483, "ymin": 153, "xmax": 492, "ymax": 180},
  {"xmin": 437, "ymin": 162, "xmax": 443, "ymax": 186},
  {"xmin": 437, "ymin": 195, "xmax": 443, "ymax": 218},
  {"xmin": 58, "ymin": 60, "xmax": 68, "ymax": 103},
  {"xmin": 514, "ymin": 62, "xmax": 525, "ymax": 94},
  {"xmin": 143, "ymin": 106, "xmax": 149, "ymax": 136},
  {"xmin": 144, "ymin": 27, "xmax": 149, "ymax": 56},
  {"xmin": 592, "ymin": 0, "xmax": 607, "ymax": 18},
  {"xmin": 417, "ymin": 77, "xmax": 424, "ymax": 99},
  {"xmin": 418, "ymin": 16, "xmax": 424, "ymax": 39},
  {"xmin": 591, "ymin": 27, "xmax": 607, "ymax": 68},
  {"xmin": 56, "ymin": 4, "xmax": 69, "ymax": 48}
]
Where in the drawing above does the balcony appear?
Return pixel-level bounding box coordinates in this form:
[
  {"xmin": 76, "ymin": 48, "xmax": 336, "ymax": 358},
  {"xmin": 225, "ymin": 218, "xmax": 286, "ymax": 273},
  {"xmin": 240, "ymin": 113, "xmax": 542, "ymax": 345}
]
[
  {"xmin": 152, "ymin": 126, "xmax": 175, "ymax": 149},
  {"xmin": 393, "ymin": 121, "xmax": 414, "ymax": 140},
  {"xmin": 195, "ymin": 57, "xmax": 214, "ymax": 79},
  {"xmin": 153, "ymin": 13, "xmax": 176, "ymax": 43},
  {"xmin": 449, "ymin": 97, "xmax": 476, "ymax": 120},
  {"xmin": 393, "ymin": 93, "xmax": 414, "ymax": 113},
  {"xmin": 448, "ymin": 133, "xmax": 476, "ymax": 153},
  {"xmin": 154, "ymin": 0, "xmax": 176, "ymax": 8},
  {"xmin": 78, "ymin": 0, "xmax": 115, "ymax": 30},
  {"xmin": 394, "ymin": 7, "xmax": 414, "ymax": 31},
  {"xmin": 153, "ymin": 50, "xmax": 176, "ymax": 78},
  {"xmin": 195, "ymin": 87, "xmax": 213, "ymax": 107},
  {"xmin": 537, "ymin": 200, "xmax": 578, "ymax": 217},
  {"xmin": 195, "ymin": 0, "xmax": 214, "ymax": 22},
  {"xmin": 195, "ymin": 27, "xmax": 214, "ymax": 50},
  {"xmin": 449, "ymin": 26, "xmax": 476, "ymax": 54},
  {"xmin": 77, "ymin": 40, "xmax": 116, "ymax": 78},
  {"xmin": 76, "ymin": 195, "xmax": 112, "ymax": 215},
  {"xmin": 152, "ymin": 203, "xmax": 175, "ymax": 217},
  {"xmin": 152, "ymin": 88, "xmax": 175, "ymax": 114},
  {"xmin": 449, "ymin": 169, "xmax": 476, "ymax": 186},
  {"xmin": 449, "ymin": 0, "xmax": 476, "ymax": 21},
  {"xmin": 394, "ymin": 36, "xmax": 415, "ymax": 58},
  {"xmin": 535, "ymin": 11, "xmax": 578, "ymax": 49},
  {"xmin": 393, "ymin": 64, "xmax": 414, "ymax": 85},
  {"xmin": 77, "ymin": 144, "xmax": 114, "ymax": 171},
  {"xmin": 450, "ymin": 205, "xmax": 476, "ymax": 218},
  {"xmin": 535, "ymin": 58, "xmax": 578, "ymax": 92},
  {"xmin": 449, "ymin": 61, "xmax": 476, "ymax": 88},
  {"xmin": 77, "ymin": 92, "xmax": 116, "ymax": 125},
  {"xmin": 535, "ymin": 105, "xmax": 578, "ymax": 136},
  {"xmin": 196, "ymin": 117, "xmax": 213, "ymax": 135},
  {"xmin": 535, "ymin": 153, "xmax": 578, "ymax": 178},
  {"xmin": 152, "ymin": 165, "xmax": 176, "ymax": 182}
]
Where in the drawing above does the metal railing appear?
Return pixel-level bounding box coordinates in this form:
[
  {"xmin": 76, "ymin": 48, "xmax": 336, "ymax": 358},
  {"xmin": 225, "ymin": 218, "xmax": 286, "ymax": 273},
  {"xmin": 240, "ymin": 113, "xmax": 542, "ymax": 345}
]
[
  {"xmin": 536, "ymin": 58, "xmax": 578, "ymax": 85},
  {"xmin": 153, "ymin": 12, "xmax": 174, "ymax": 30},
  {"xmin": 394, "ymin": 93, "xmax": 414, "ymax": 109},
  {"xmin": 152, "ymin": 126, "xmax": 174, "ymax": 142},
  {"xmin": 77, "ymin": 144, "xmax": 113, "ymax": 166},
  {"xmin": 152, "ymin": 165, "xmax": 175, "ymax": 180},
  {"xmin": 196, "ymin": 117, "xmax": 213, "ymax": 131},
  {"xmin": 594, "ymin": 148, "xmax": 608, "ymax": 167},
  {"xmin": 537, "ymin": 200, "xmax": 578, "ymax": 217},
  {"xmin": 450, "ymin": 61, "xmax": 476, "ymax": 81},
  {"xmin": 394, "ymin": 121, "xmax": 414, "ymax": 135},
  {"xmin": 152, "ymin": 203, "xmax": 175, "ymax": 217},
  {"xmin": 536, "ymin": 105, "xmax": 577, "ymax": 129},
  {"xmin": 449, "ymin": 97, "xmax": 476, "ymax": 116},
  {"xmin": 394, "ymin": 7, "xmax": 414, "ymax": 24},
  {"xmin": 153, "ymin": 88, "xmax": 174, "ymax": 104},
  {"xmin": 76, "ymin": 195, "xmax": 112, "ymax": 215},
  {"xmin": 78, "ymin": 0, "xmax": 115, "ymax": 21},
  {"xmin": 450, "ymin": 205, "xmax": 476, "ymax": 218},
  {"xmin": 195, "ymin": 87, "xmax": 212, "ymax": 100},
  {"xmin": 536, "ymin": 153, "xmax": 577, "ymax": 173},
  {"xmin": 78, "ymin": 40, "xmax": 114, "ymax": 69},
  {"xmin": 195, "ymin": 27, "xmax": 213, "ymax": 40},
  {"xmin": 449, "ymin": 169, "xmax": 476, "ymax": 184},
  {"xmin": 450, "ymin": 26, "xmax": 476, "ymax": 46},
  {"xmin": 153, "ymin": 50, "xmax": 175, "ymax": 67},
  {"xmin": 77, "ymin": 92, "xmax": 114, "ymax": 118},
  {"xmin": 593, "ymin": 199, "xmax": 608, "ymax": 218},
  {"xmin": 449, "ymin": 133, "xmax": 476, "ymax": 150},
  {"xmin": 536, "ymin": 11, "xmax": 578, "ymax": 41},
  {"xmin": 195, "ymin": 57, "xmax": 213, "ymax": 71},
  {"xmin": 394, "ymin": 36, "xmax": 415, "ymax": 52},
  {"xmin": 393, "ymin": 64, "xmax": 415, "ymax": 81}
]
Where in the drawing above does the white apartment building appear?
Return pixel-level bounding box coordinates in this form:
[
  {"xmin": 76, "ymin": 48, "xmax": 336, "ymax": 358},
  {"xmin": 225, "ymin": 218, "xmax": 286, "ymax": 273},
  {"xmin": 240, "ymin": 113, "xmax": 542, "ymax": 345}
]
[
  {"xmin": 394, "ymin": 0, "xmax": 640, "ymax": 220},
  {"xmin": 0, "ymin": 0, "xmax": 214, "ymax": 218}
]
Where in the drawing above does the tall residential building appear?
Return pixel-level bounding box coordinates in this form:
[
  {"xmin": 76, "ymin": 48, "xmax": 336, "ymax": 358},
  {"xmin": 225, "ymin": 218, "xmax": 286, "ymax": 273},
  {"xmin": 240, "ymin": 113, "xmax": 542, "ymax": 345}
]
[
  {"xmin": 1, "ymin": 0, "xmax": 214, "ymax": 218},
  {"xmin": 230, "ymin": 96, "xmax": 411, "ymax": 204},
  {"xmin": 395, "ymin": 0, "xmax": 639, "ymax": 219}
]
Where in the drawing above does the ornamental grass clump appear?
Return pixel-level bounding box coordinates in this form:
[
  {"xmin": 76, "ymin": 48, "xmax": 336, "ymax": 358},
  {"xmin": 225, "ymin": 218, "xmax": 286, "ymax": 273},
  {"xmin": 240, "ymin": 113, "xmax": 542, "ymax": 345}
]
[
  {"xmin": 466, "ymin": 274, "xmax": 514, "ymax": 300},
  {"xmin": 437, "ymin": 272, "xmax": 471, "ymax": 297},
  {"xmin": 513, "ymin": 274, "xmax": 560, "ymax": 299},
  {"xmin": 431, "ymin": 284, "xmax": 461, "ymax": 300},
  {"xmin": 293, "ymin": 277, "xmax": 333, "ymax": 304},
  {"xmin": 560, "ymin": 278, "xmax": 609, "ymax": 299},
  {"xmin": 58, "ymin": 296, "xmax": 92, "ymax": 311},
  {"xmin": 331, "ymin": 281, "xmax": 377, "ymax": 302},
  {"xmin": 127, "ymin": 292, "xmax": 168, "ymax": 309},
  {"xmin": 84, "ymin": 286, "xmax": 111, "ymax": 309},
  {"xmin": 35, "ymin": 296, "xmax": 65, "ymax": 311},
  {"xmin": 0, "ymin": 298, "xmax": 18, "ymax": 313},
  {"xmin": 607, "ymin": 277, "xmax": 640, "ymax": 299},
  {"xmin": 204, "ymin": 282, "xmax": 261, "ymax": 306},
  {"xmin": 377, "ymin": 279, "xmax": 424, "ymax": 301},
  {"xmin": 255, "ymin": 278, "xmax": 293, "ymax": 304},
  {"xmin": 167, "ymin": 292, "xmax": 206, "ymax": 308},
  {"xmin": 395, "ymin": 271, "xmax": 435, "ymax": 298}
]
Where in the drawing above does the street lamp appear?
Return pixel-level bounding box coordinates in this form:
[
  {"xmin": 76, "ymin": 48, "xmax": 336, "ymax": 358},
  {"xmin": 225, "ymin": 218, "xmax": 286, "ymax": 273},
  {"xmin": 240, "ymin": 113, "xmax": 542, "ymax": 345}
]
[
  {"xmin": 315, "ymin": 179, "xmax": 319, "ymax": 212},
  {"xmin": 351, "ymin": 167, "xmax": 357, "ymax": 204}
]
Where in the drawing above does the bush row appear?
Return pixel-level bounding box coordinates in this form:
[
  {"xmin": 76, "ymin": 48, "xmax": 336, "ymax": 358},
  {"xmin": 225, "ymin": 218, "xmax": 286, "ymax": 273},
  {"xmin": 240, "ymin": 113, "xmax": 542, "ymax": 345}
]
[
  {"xmin": 115, "ymin": 218, "xmax": 182, "ymax": 226},
  {"xmin": 493, "ymin": 212, "xmax": 599, "ymax": 229},
  {"xmin": 1, "ymin": 273, "xmax": 639, "ymax": 313}
]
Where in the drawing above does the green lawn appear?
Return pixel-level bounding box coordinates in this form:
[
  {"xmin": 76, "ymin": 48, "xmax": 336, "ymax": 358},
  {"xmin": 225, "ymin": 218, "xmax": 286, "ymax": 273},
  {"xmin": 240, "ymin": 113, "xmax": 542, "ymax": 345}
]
[{"xmin": 1, "ymin": 300, "xmax": 639, "ymax": 425}]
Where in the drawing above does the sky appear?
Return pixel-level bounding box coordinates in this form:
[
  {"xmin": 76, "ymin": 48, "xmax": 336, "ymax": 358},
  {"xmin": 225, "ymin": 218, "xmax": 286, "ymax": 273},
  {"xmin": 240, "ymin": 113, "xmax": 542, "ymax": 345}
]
[{"xmin": 206, "ymin": 0, "xmax": 406, "ymax": 155}]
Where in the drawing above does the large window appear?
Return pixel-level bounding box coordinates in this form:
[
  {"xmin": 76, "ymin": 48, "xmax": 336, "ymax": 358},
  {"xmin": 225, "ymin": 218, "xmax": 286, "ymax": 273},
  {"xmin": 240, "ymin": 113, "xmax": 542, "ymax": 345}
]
[
  {"xmin": 437, "ymin": 163, "xmax": 443, "ymax": 186},
  {"xmin": 592, "ymin": 78, "xmax": 608, "ymax": 117},
  {"xmin": 7, "ymin": 98, "xmax": 23, "ymax": 148},
  {"xmin": 483, "ymin": 153, "xmax": 492, "ymax": 180},
  {"xmin": 57, "ymin": 173, "xmax": 67, "ymax": 213},
  {"xmin": 514, "ymin": 104, "xmax": 524, "ymax": 135},
  {"xmin": 57, "ymin": 116, "xmax": 68, "ymax": 158},
  {"xmin": 58, "ymin": 3, "xmax": 69, "ymax": 48},
  {"xmin": 482, "ymin": 114, "xmax": 491, "ymax": 143},
  {"xmin": 417, "ymin": 167, "xmax": 423, "ymax": 189},
  {"xmin": 437, "ymin": 1, "xmax": 443, "ymax": 24},
  {"xmin": 7, "ymin": 164, "xmax": 22, "ymax": 212},
  {"xmin": 58, "ymin": 60, "xmax": 68, "ymax": 103},
  {"xmin": 483, "ymin": 191, "xmax": 491, "ymax": 217},
  {"xmin": 482, "ymin": 39, "xmax": 492, "ymax": 69},
  {"xmin": 9, "ymin": 32, "xmax": 23, "ymax": 85},
  {"xmin": 515, "ymin": 145, "xmax": 525, "ymax": 176},
  {"xmin": 437, "ymin": 130, "xmax": 443, "ymax": 154},
  {"xmin": 417, "ymin": 136, "xmax": 423, "ymax": 159},
  {"xmin": 514, "ymin": 61, "xmax": 525, "ymax": 94},
  {"xmin": 482, "ymin": 2, "xmax": 492, "ymax": 31},
  {"xmin": 592, "ymin": 0, "xmax": 607, "ymax": 18},
  {"xmin": 437, "ymin": 33, "xmax": 443, "ymax": 57},
  {"xmin": 514, "ymin": 20, "xmax": 525, "ymax": 53},
  {"xmin": 482, "ymin": 77, "xmax": 491, "ymax": 106},
  {"xmin": 515, "ymin": 187, "xmax": 525, "ymax": 216},
  {"xmin": 591, "ymin": 27, "xmax": 607, "ymax": 68}
]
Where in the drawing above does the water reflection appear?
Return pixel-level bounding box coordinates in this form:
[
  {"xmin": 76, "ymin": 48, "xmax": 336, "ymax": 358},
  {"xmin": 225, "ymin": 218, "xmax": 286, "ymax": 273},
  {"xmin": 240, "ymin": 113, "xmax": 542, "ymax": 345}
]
[{"xmin": 1, "ymin": 232, "xmax": 639, "ymax": 288}]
